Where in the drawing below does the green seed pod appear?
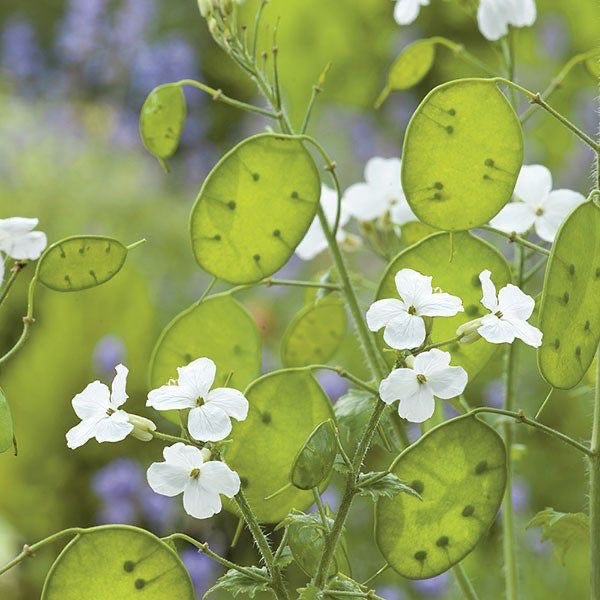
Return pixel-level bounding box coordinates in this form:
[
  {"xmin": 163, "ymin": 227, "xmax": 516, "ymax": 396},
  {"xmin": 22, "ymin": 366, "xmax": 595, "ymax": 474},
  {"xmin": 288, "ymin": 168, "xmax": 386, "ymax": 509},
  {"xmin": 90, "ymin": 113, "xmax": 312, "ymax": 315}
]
[
  {"xmin": 291, "ymin": 420, "xmax": 337, "ymax": 490},
  {"xmin": 0, "ymin": 388, "xmax": 14, "ymax": 454}
]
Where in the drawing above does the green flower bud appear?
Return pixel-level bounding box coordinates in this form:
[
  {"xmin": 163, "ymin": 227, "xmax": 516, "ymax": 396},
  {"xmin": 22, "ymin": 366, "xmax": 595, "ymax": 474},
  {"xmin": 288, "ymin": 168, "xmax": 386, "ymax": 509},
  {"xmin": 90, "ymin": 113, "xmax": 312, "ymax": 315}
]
[
  {"xmin": 127, "ymin": 414, "xmax": 157, "ymax": 442},
  {"xmin": 456, "ymin": 318, "xmax": 483, "ymax": 344}
]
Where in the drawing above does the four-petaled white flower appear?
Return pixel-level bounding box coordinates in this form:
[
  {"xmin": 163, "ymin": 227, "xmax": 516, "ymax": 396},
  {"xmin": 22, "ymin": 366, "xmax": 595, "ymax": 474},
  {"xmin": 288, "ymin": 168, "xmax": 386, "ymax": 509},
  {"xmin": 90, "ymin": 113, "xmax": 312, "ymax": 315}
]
[
  {"xmin": 147, "ymin": 442, "xmax": 240, "ymax": 519},
  {"xmin": 367, "ymin": 268, "xmax": 464, "ymax": 350},
  {"xmin": 379, "ymin": 349, "xmax": 468, "ymax": 423},
  {"xmin": 477, "ymin": 0, "xmax": 536, "ymax": 41},
  {"xmin": 147, "ymin": 357, "xmax": 248, "ymax": 442},
  {"xmin": 343, "ymin": 157, "xmax": 417, "ymax": 227},
  {"xmin": 66, "ymin": 364, "xmax": 153, "ymax": 449},
  {"xmin": 489, "ymin": 165, "xmax": 584, "ymax": 243},
  {"xmin": 476, "ymin": 269, "xmax": 542, "ymax": 347},
  {"xmin": 0, "ymin": 217, "xmax": 47, "ymax": 285},
  {"xmin": 393, "ymin": 0, "xmax": 430, "ymax": 25},
  {"xmin": 295, "ymin": 185, "xmax": 350, "ymax": 261}
]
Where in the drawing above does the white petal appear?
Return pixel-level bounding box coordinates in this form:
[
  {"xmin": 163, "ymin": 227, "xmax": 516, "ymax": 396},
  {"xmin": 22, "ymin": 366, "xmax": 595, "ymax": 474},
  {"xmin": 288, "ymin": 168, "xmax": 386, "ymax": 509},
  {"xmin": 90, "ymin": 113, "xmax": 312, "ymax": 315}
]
[
  {"xmin": 295, "ymin": 217, "xmax": 328, "ymax": 260},
  {"xmin": 0, "ymin": 231, "xmax": 47, "ymax": 260},
  {"xmin": 479, "ymin": 270, "xmax": 499, "ymax": 313},
  {"xmin": 416, "ymin": 292, "xmax": 464, "ymax": 317},
  {"xmin": 72, "ymin": 381, "xmax": 111, "ymax": 419},
  {"xmin": 498, "ymin": 284, "xmax": 535, "ymax": 320},
  {"xmin": 398, "ymin": 385, "xmax": 435, "ymax": 423},
  {"xmin": 183, "ymin": 480, "xmax": 222, "ymax": 519},
  {"xmin": 146, "ymin": 461, "xmax": 189, "ymax": 497},
  {"xmin": 343, "ymin": 182, "xmax": 388, "ymax": 221},
  {"xmin": 394, "ymin": 0, "xmax": 421, "ymax": 25},
  {"xmin": 199, "ymin": 461, "xmax": 241, "ymax": 498},
  {"xmin": 365, "ymin": 157, "xmax": 401, "ymax": 186},
  {"xmin": 489, "ymin": 202, "xmax": 536, "ymax": 234},
  {"xmin": 321, "ymin": 184, "xmax": 350, "ymax": 228},
  {"xmin": 535, "ymin": 189, "xmax": 585, "ymax": 243},
  {"xmin": 187, "ymin": 404, "xmax": 232, "ymax": 442},
  {"xmin": 394, "ymin": 268, "xmax": 432, "ymax": 306},
  {"xmin": 177, "ymin": 357, "xmax": 216, "ymax": 399},
  {"xmin": 507, "ymin": 0, "xmax": 536, "ymax": 27},
  {"xmin": 426, "ymin": 366, "xmax": 468, "ymax": 399},
  {"xmin": 477, "ymin": 0, "xmax": 510, "ymax": 40},
  {"xmin": 477, "ymin": 314, "xmax": 516, "ymax": 344},
  {"xmin": 413, "ymin": 348, "xmax": 451, "ymax": 375},
  {"xmin": 206, "ymin": 388, "xmax": 248, "ymax": 421},
  {"xmin": 514, "ymin": 165, "xmax": 552, "ymax": 207},
  {"xmin": 0, "ymin": 217, "xmax": 38, "ymax": 235},
  {"xmin": 383, "ymin": 312, "xmax": 426, "ymax": 349},
  {"xmin": 505, "ymin": 318, "xmax": 543, "ymax": 348},
  {"xmin": 147, "ymin": 384, "xmax": 196, "ymax": 411},
  {"xmin": 163, "ymin": 442, "xmax": 206, "ymax": 470},
  {"xmin": 66, "ymin": 417, "xmax": 102, "ymax": 449},
  {"xmin": 94, "ymin": 411, "xmax": 133, "ymax": 443},
  {"xmin": 366, "ymin": 298, "xmax": 407, "ymax": 332},
  {"xmin": 0, "ymin": 259, "xmax": 4, "ymax": 286},
  {"xmin": 379, "ymin": 368, "xmax": 419, "ymax": 405},
  {"xmin": 110, "ymin": 363, "xmax": 128, "ymax": 408},
  {"xmin": 390, "ymin": 196, "xmax": 417, "ymax": 226}
]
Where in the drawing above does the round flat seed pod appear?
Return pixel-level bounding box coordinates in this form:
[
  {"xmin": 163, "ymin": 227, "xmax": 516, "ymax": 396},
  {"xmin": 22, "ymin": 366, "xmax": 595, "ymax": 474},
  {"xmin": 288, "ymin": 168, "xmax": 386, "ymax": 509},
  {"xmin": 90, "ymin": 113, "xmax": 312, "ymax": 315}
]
[
  {"xmin": 376, "ymin": 415, "xmax": 506, "ymax": 579},
  {"xmin": 538, "ymin": 198, "xmax": 600, "ymax": 389},
  {"xmin": 139, "ymin": 83, "xmax": 187, "ymax": 161},
  {"xmin": 291, "ymin": 420, "xmax": 337, "ymax": 490},
  {"xmin": 41, "ymin": 525, "xmax": 194, "ymax": 599},
  {"xmin": 402, "ymin": 78, "xmax": 523, "ymax": 231},
  {"xmin": 0, "ymin": 388, "xmax": 14, "ymax": 454},
  {"xmin": 376, "ymin": 232, "xmax": 512, "ymax": 378},
  {"xmin": 281, "ymin": 296, "xmax": 347, "ymax": 368},
  {"xmin": 37, "ymin": 236, "xmax": 128, "ymax": 292},
  {"xmin": 190, "ymin": 134, "xmax": 321, "ymax": 284},
  {"xmin": 225, "ymin": 369, "xmax": 334, "ymax": 523}
]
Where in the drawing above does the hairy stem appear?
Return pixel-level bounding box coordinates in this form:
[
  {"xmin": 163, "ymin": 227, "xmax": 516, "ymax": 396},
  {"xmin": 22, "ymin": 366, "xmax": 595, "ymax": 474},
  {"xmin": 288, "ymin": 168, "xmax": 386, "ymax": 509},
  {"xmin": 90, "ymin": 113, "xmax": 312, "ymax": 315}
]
[
  {"xmin": 0, "ymin": 261, "xmax": 27, "ymax": 309},
  {"xmin": 589, "ymin": 346, "xmax": 600, "ymax": 599},
  {"xmin": 453, "ymin": 563, "xmax": 481, "ymax": 600},
  {"xmin": 479, "ymin": 226, "xmax": 550, "ymax": 256}
]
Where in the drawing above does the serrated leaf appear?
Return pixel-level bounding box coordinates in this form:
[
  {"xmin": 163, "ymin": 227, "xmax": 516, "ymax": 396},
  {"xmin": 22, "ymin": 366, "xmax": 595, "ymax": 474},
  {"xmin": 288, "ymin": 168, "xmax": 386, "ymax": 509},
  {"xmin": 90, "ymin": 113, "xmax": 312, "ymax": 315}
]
[
  {"xmin": 527, "ymin": 508, "xmax": 589, "ymax": 565},
  {"xmin": 297, "ymin": 586, "xmax": 322, "ymax": 600},
  {"xmin": 357, "ymin": 472, "xmax": 421, "ymax": 500},
  {"xmin": 203, "ymin": 567, "xmax": 270, "ymax": 599},
  {"xmin": 274, "ymin": 546, "xmax": 295, "ymax": 569}
]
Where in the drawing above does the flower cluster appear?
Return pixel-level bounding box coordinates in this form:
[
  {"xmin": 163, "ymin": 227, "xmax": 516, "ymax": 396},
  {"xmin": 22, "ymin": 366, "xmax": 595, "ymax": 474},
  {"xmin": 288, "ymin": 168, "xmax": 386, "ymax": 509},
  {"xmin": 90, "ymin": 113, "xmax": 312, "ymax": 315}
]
[
  {"xmin": 0, "ymin": 217, "xmax": 47, "ymax": 285},
  {"xmin": 66, "ymin": 357, "xmax": 248, "ymax": 520}
]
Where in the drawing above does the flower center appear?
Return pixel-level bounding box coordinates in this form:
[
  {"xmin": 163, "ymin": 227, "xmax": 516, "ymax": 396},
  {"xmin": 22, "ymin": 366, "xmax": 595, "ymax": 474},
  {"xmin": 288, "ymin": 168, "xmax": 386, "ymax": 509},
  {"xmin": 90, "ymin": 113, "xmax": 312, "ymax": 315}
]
[
  {"xmin": 535, "ymin": 207, "xmax": 544, "ymax": 216},
  {"xmin": 407, "ymin": 305, "xmax": 417, "ymax": 315},
  {"xmin": 196, "ymin": 396, "xmax": 206, "ymax": 407},
  {"xmin": 494, "ymin": 310, "xmax": 503, "ymax": 318},
  {"xmin": 106, "ymin": 408, "xmax": 115, "ymax": 416},
  {"xmin": 190, "ymin": 468, "xmax": 201, "ymax": 479},
  {"xmin": 416, "ymin": 373, "xmax": 427, "ymax": 384}
]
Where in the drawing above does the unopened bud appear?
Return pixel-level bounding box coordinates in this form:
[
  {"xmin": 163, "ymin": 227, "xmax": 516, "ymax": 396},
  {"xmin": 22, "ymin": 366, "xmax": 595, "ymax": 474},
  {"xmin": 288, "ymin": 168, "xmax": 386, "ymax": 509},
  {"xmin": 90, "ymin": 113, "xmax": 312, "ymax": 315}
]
[
  {"xmin": 198, "ymin": 0, "xmax": 213, "ymax": 17},
  {"xmin": 456, "ymin": 318, "xmax": 483, "ymax": 344},
  {"xmin": 128, "ymin": 414, "xmax": 157, "ymax": 442}
]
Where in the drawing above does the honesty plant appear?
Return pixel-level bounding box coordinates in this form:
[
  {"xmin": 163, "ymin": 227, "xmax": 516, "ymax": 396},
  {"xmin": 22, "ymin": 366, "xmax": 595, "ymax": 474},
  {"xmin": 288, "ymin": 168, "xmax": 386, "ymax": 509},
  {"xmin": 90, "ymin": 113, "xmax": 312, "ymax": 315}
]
[{"xmin": 1, "ymin": 0, "xmax": 599, "ymax": 599}]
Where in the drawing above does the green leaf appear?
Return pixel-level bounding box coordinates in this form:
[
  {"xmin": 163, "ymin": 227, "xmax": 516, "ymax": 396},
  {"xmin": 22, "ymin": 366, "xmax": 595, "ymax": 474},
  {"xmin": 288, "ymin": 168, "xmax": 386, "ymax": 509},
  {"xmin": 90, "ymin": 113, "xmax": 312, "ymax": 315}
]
[
  {"xmin": 375, "ymin": 415, "xmax": 506, "ymax": 579},
  {"xmin": 189, "ymin": 133, "xmax": 321, "ymax": 284},
  {"xmin": 527, "ymin": 508, "xmax": 589, "ymax": 564},
  {"xmin": 297, "ymin": 586, "xmax": 322, "ymax": 600},
  {"xmin": 281, "ymin": 296, "xmax": 347, "ymax": 368},
  {"xmin": 37, "ymin": 236, "xmax": 128, "ymax": 292},
  {"xmin": 585, "ymin": 56, "xmax": 600, "ymax": 78},
  {"xmin": 357, "ymin": 472, "xmax": 421, "ymax": 501},
  {"xmin": 203, "ymin": 567, "xmax": 270, "ymax": 599},
  {"xmin": 149, "ymin": 294, "xmax": 261, "ymax": 423},
  {"xmin": 402, "ymin": 78, "xmax": 523, "ymax": 231},
  {"xmin": 291, "ymin": 420, "xmax": 337, "ymax": 490},
  {"xmin": 326, "ymin": 575, "xmax": 364, "ymax": 597},
  {"xmin": 139, "ymin": 83, "xmax": 187, "ymax": 163},
  {"xmin": 225, "ymin": 369, "xmax": 335, "ymax": 523},
  {"xmin": 0, "ymin": 387, "xmax": 15, "ymax": 454},
  {"xmin": 41, "ymin": 525, "xmax": 194, "ymax": 599},
  {"xmin": 375, "ymin": 39, "xmax": 437, "ymax": 108},
  {"xmin": 376, "ymin": 232, "xmax": 512, "ymax": 378},
  {"xmin": 538, "ymin": 197, "xmax": 600, "ymax": 388}
]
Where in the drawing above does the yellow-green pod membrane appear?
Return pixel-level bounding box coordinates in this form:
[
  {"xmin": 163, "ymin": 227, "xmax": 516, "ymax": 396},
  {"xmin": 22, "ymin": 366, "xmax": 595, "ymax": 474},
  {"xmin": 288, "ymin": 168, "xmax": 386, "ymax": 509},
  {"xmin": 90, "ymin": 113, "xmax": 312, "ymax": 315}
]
[
  {"xmin": 139, "ymin": 83, "xmax": 187, "ymax": 161},
  {"xmin": 291, "ymin": 420, "xmax": 337, "ymax": 490},
  {"xmin": 225, "ymin": 369, "xmax": 334, "ymax": 523},
  {"xmin": 538, "ymin": 198, "xmax": 600, "ymax": 389},
  {"xmin": 376, "ymin": 232, "xmax": 512, "ymax": 378},
  {"xmin": 376, "ymin": 415, "xmax": 506, "ymax": 579},
  {"xmin": 401, "ymin": 78, "xmax": 523, "ymax": 231},
  {"xmin": 189, "ymin": 134, "xmax": 321, "ymax": 284},
  {"xmin": 37, "ymin": 236, "xmax": 128, "ymax": 292},
  {"xmin": 281, "ymin": 296, "xmax": 347, "ymax": 368},
  {"xmin": 41, "ymin": 525, "xmax": 194, "ymax": 600},
  {"xmin": 0, "ymin": 387, "xmax": 14, "ymax": 454}
]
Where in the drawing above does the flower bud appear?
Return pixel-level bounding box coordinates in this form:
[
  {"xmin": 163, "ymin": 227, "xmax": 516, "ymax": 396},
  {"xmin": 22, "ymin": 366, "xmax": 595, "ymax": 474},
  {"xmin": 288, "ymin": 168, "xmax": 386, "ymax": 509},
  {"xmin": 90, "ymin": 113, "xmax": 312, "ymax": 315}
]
[
  {"xmin": 340, "ymin": 233, "xmax": 363, "ymax": 253},
  {"xmin": 127, "ymin": 414, "xmax": 157, "ymax": 442},
  {"xmin": 199, "ymin": 447, "xmax": 212, "ymax": 462},
  {"xmin": 198, "ymin": 0, "xmax": 213, "ymax": 17},
  {"xmin": 456, "ymin": 318, "xmax": 483, "ymax": 344}
]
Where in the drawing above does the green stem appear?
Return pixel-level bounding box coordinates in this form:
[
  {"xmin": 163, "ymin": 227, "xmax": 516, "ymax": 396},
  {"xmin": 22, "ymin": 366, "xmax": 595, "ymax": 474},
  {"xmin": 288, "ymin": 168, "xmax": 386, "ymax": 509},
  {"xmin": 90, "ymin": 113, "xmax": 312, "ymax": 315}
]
[
  {"xmin": 534, "ymin": 388, "xmax": 554, "ymax": 421},
  {"xmin": 589, "ymin": 346, "xmax": 600, "ymax": 599},
  {"xmin": 480, "ymin": 225, "xmax": 550, "ymax": 256},
  {"xmin": 125, "ymin": 238, "xmax": 146, "ymax": 251},
  {"xmin": 307, "ymin": 364, "xmax": 378, "ymax": 395},
  {"xmin": 151, "ymin": 430, "xmax": 192, "ymax": 445},
  {"xmin": 421, "ymin": 334, "xmax": 463, "ymax": 352},
  {"xmin": 0, "ymin": 261, "xmax": 27, "ymax": 309},
  {"xmin": 431, "ymin": 37, "xmax": 498, "ymax": 77},
  {"xmin": 313, "ymin": 488, "xmax": 330, "ymax": 529},
  {"xmin": 323, "ymin": 592, "xmax": 384, "ymax": 600},
  {"xmin": 453, "ymin": 563, "xmax": 481, "ymax": 600},
  {"xmin": 361, "ymin": 563, "xmax": 389, "ymax": 587}
]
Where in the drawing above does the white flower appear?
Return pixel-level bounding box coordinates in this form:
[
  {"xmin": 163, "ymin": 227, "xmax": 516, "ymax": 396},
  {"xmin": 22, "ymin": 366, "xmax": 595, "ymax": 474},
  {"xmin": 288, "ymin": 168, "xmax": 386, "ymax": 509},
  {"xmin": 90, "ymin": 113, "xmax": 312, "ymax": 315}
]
[
  {"xmin": 379, "ymin": 349, "xmax": 468, "ymax": 423},
  {"xmin": 393, "ymin": 0, "xmax": 430, "ymax": 25},
  {"xmin": 295, "ymin": 185, "xmax": 350, "ymax": 261},
  {"xmin": 343, "ymin": 157, "xmax": 417, "ymax": 226},
  {"xmin": 147, "ymin": 443, "xmax": 240, "ymax": 519},
  {"xmin": 489, "ymin": 165, "xmax": 584, "ymax": 242},
  {"xmin": 147, "ymin": 357, "xmax": 248, "ymax": 442},
  {"xmin": 477, "ymin": 0, "xmax": 536, "ymax": 41},
  {"xmin": 66, "ymin": 364, "xmax": 151, "ymax": 449},
  {"xmin": 476, "ymin": 269, "xmax": 542, "ymax": 347},
  {"xmin": 0, "ymin": 217, "xmax": 47, "ymax": 261},
  {"xmin": 367, "ymin": 268, "xmax": 464, "ymax": 350}
]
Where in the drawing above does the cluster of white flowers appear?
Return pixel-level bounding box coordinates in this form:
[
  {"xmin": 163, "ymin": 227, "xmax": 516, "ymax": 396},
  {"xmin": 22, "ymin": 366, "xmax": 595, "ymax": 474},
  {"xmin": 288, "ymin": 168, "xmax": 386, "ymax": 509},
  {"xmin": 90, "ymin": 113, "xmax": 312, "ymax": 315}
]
[
  {"xmin": 66, "ymin": 357, "xmax": 248, "ymax": 520},
  {"xmin": 368, "ymin": 268, "xmax": 542, "ymax": 423},
  {"xmin": 0, "ymin": 218, "xmax": 47, "ymax": 285},
  {"xmin": 393, "ymin": 0, "xmax": 537, "ymax": 41}
]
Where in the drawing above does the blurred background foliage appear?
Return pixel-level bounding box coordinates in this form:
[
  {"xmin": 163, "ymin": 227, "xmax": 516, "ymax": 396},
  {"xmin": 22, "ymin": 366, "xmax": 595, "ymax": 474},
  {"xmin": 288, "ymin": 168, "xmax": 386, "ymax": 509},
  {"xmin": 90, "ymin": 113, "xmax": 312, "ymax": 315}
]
[{"xmin": 0, "ymin": 0, "xmax": 597, "ymax": 598}]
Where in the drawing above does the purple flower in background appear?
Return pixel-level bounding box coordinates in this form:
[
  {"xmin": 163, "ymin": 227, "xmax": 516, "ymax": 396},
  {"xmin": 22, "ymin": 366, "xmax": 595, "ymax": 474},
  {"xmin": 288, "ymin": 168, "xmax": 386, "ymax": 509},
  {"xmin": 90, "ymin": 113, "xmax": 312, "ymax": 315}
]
[
  {"xmin": 56, "ymin": 0, "xmax": 107, "ymax": 64},
  {"xmin": 1, "ymin": 17, "xmax": 42, "ymax": 82},
  {"xmin": 406, "ymin": 422, "xmax": 421, "ymax": 444},
  {"xmin": 411, "ymin": 572, "xmax": 449, "ymax": 596},
  {"xmin": 93, "ymin": 458, "xmax": 142, "ymax": 500},
  {"xmin": 512, "ymin": 477, "xmax": 530, "ymax": 513},
  {"xmin": 93, "ymin": 335, "xmax": 127, "ymax": 377},
  {"xmin": 539, "ymin": 13, "xmax": 570, "ymax": 61},
  {"xmin": 181, "ymin": 549, "xmax": 220, "ymax": 596},
  {"xmin": 110, "ymin": 0, "xmax": 156, "ymax": 53},
  {"xmin": 139, "ymin": 487, "xmax": 174, "ymax": 530},
  {"xmin": 376, "ymin": 585, "xmax": 407, "ymax": 600},
  {"xmin": 484, "ymin": 378, "xmax": 505, "ymax": 408},
  {"xmin": 317, "ymin": 369, "xmax": 349, "ymax": 402},
  {"xmin": 310, "ymin": 487, "xmax": 341, "ymax": 514}
]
